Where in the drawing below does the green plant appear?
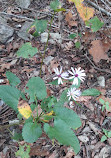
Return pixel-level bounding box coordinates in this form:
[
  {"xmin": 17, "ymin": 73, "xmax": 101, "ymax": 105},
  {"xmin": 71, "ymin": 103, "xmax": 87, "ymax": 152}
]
[
  {"xmin": 99, "ymin": 98, "xmax": 110, "ymax": 112},
  {"xmin": 15, "ymin": 143, "xmax": 30, "ymax": 158},
  {"xmin": 0, "ymin": 0, "xmax": 103, "ymax": 155},
  {"xmin": 101, "ymin": 128, "xmax": 111, "ymax": 142}
]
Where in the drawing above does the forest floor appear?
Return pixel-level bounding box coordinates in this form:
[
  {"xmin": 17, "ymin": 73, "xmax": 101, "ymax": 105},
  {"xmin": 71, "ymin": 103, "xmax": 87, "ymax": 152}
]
[{"xmin": 0, "ymin": 0, "xmax": 111, "ymax": 158}]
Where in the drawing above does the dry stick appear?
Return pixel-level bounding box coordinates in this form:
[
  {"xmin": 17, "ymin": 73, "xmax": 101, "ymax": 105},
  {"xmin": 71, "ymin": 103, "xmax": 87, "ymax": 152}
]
[
  {"xmin": 84, "ymin": 0, "xmax": 111, "ymax": 17},
  {"xmin": 106, "ymin": 0, "xmax": 111, "ymax": 6},
  {"xmin": 84, "ymin": 52, "xmax": 111, "ymax": 74}
]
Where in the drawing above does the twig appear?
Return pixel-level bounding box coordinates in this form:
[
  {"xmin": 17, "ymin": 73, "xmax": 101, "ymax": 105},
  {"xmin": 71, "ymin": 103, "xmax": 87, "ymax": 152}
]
[
  {"xmin": 84, "ymin": 0, "xmax": 111, "ymax": 17},
  {"xmin": 106, "ymin": 0, "xmax": 111, "ymax": 6},
  {"xmin": 84, "ymin": 52, "xmax": 111, "ymax": 74}
]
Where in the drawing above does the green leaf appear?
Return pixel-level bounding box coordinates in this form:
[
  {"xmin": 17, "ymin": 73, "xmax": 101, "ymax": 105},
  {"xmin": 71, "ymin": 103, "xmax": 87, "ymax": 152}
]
[
  {"xmin": 12, "ymin": 132, "xmax": 23, "ymax": 141},
  {"xmin": 54, "ymin": 106, "xmax": 81, "ymax": 129},
  {"xmin": 101, "ymin": 135, "xmax": 107, "ymax": 142},
  {"xmin": 102, "ymin": 105, "xmax": 105, "ymax": 112},
  {"xmin": 82, "ymin": 88, "xmax": 101, "ymax": 96},
  {"xmin": 29, "ymin": 19, "xmax": 47, "ymax": 37},
  {"xmin": 44, "ymin": 119, "xmax": 80, "ymax": 154},
  {"xmin": 22, "ymin": 122, "xmax": 42, "ymax": 143},
  {"xmin": 15, "ymin": 144, "xmax": 30, "ymax": 158},
  {"xmin": 0, "ymin": 85, "xmax": 20, "ymax": 112},
  {"xmin": 106, "ymin": 104, "xmax": 109, "ymax": 111},
  {"xmin": 6, "ymin": 71, "xmax": 21, "ymax": 86},
  {"xmin": 17, "ymin": 42, "xmax": 38, "ymax": 58},
  {"xmin": 49, "ymin": 79, "xmax": 58, "ymax": 85},
  {"xmin": 69, "ymin": 33, "xmax": 77, "ymax": 39},
  {"xmin": 86, "ymin": 16, "xmax": 104, "ymax": 32},
  {"xmin": 50, "ymin": 0, "xmax": 60, "ymax": 11},
  {"xmin": 69, "ymin": 33, "xmax": 82, "ymax": 39},
  {"xmin": 99, "ymin": 98, "xmax": 105, "ymax": 105},
  {"xmin": 55, "ymin": 8, "xmax": 66, "ymax": 12},
  {"xmin": 41, "ymin": 96, "xmax": 57, "ymax": 112},
  {"xmin": 75, "ymin": 41, "xmax": 81, "ymax": 48},
  {"xmin": 54, "ymin": 89, "xmax": 68, "ymax": 107},
  {"xmin": 26, "ymin": 77, "xmax": 47, "ymax": 102},
  {"xmin": 107, "ymin": 131, "xmax": 111, "ymax": 138}
]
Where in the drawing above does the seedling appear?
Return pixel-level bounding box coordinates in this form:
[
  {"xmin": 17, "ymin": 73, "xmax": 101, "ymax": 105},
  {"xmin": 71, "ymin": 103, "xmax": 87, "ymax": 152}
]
[
  {"xmin": 101, "ymin": 128, "xmax": 111, "ymax": 142},
  {"xmin": 99, "ymin": 98, "xmax": 110, "ymax": 112}
]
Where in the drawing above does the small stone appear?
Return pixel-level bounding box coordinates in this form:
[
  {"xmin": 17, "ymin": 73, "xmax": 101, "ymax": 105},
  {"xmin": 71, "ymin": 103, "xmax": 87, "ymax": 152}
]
[
  {"xmin": 17, "ymin": 22, "xmax": 33, "ymax": 40},
  {"xmin": 41, "ymin": 32, "xmax": 62, "ymax": 44},
  {"xmin": 78, "ymin": 135, "xmax": 89, "ymax": 143},
  {"xmin": 15, "ymin": 0, "xmax": 31, "ymax": 8},
  {"xmin": 0, "ymin": 23, "xmax": 14, "ymax": 43},
  {"xmin": 43, "ymin": 56, "xmax": 54, "ymax": 65},
  {"xmin": 97, "ymin": 76, "xmax": 105, "ymax": 87}
]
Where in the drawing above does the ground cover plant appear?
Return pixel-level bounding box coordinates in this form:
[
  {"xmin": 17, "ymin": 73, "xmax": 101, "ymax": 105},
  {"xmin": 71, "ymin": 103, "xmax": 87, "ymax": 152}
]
[{"xmin": 0, "ymin": 0, "xmax": 111, "ymax": 157}]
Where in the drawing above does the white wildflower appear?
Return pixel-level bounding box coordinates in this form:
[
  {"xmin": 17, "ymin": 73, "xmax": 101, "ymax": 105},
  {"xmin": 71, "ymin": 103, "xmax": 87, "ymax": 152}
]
[
  {"xmin": 68, "ymin": 67, "xmax": 86, "ymax": 85},
  {"xmin": 53, "ymin": 67, "xmax": 69, "ymax": 84},
  {"xmin": 67, "ymin": 87, "xmax": 81, "ymax": 101}
]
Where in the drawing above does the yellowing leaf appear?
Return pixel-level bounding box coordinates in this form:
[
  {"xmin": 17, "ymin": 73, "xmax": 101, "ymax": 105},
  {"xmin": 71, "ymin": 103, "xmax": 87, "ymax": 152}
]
[
  {"xmin": 18, "ymin": 100, "xmax": 32, "ymax": 119},
  {"xmin": 68, "ymin": 0, "xmax": 94, "ymax": 21},
  {"xmin": 76, "ymin": 4, "xmax": 94, "ymax": 21}
]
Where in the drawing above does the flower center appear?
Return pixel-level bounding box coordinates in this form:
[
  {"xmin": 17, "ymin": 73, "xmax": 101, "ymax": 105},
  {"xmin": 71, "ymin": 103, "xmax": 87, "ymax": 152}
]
[
  {"xmin": 75, "ymin": 74, "xmax": 78, "ymax": 77},
  {"xmin": 58, "ymin": 74, "xmax": 61, "ymax": 78}
]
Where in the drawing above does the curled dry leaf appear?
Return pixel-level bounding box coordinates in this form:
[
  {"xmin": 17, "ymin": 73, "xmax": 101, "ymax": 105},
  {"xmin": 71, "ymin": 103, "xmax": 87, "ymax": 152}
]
[{"xmin": 89, "ymin": 39, "xmax": 111, "ymax": 63}]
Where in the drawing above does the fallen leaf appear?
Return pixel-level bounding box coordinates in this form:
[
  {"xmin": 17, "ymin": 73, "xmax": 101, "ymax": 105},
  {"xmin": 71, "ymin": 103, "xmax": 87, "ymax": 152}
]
[
  {"xmin": 65, "ymin": 11, "xmax": 77, "ymax": 27},
  {"xmin": 89, "ymin": 40, "xmax": 110, "ymax": 63}
]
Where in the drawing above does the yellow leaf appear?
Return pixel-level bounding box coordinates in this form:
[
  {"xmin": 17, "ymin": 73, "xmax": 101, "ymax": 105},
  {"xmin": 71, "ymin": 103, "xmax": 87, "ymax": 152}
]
[
  {"xmin": 76, "ymin": 4, "xmax": 94, "ymax": 21},
  {"xmin": 18, "ymin": 100, "xmax": 32, "ymax": 119},
  {"xmin": 68, "ymin": 0, "xmax": 94, "ymax": 21}
]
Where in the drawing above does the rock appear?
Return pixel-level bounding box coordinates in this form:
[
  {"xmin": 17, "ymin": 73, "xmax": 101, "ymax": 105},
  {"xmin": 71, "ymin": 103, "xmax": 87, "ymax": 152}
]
[
  {"xmin": 15, "ymin": 0, "xmax": 31, "ymax": 8},
  {"xmin": 97, "ymin": 76, "xmax": 105, "ymax": 87},
  {"xmin": 99, "ymin": 146, "xmax": 111, "ymax": 158},
  {"xmin": 41, "ymin": 32, "xmax": 62, "ymax": 44},
  {"xmin": 43, "ymin": 56, "xmax": 54, "ymax": 65},
  {"xmin": 0, "ymin": 16, "xmax": 7, "ymax": 23},
  {"xmin": 0, "ymin": 23, "xmax": 14, "ymax": 43},
  {"xmin": 78, "ymin": 135, "xmax": 89, "ymax": 143},
  {"xmin": 17, "ymin": 21, "xmax": 33, "ymax": 40}
]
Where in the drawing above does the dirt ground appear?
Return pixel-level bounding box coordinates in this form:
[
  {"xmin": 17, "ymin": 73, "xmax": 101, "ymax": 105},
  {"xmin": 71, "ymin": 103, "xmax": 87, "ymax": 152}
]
[{"xmin": 0, "ymin": 0, "xmax": 111, "ymax": 157}]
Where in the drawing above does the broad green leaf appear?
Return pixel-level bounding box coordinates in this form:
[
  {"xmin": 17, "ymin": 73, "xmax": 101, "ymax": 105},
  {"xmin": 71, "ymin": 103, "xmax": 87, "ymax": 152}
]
[
  {"xmin": 103, "ymin": 128, "xmax": 108, "ymax": 136},
  {"xmin": 75, "ymin": 41, "xmax": 81, "ymax": 48},
  {"xmin": 15, "ymin": 144, "xmax": 30, "ymax": 158},
  {"xmin": 6, "ymin": 71, "xmax": 21, "ymax": 86},
  {"xmin": 54, "ymin": 106, "xmax": 81, "ymax": 129},
  {"xmin": 0, "ymin": 85, "xmax": 20, "ymax": 112},
  {"xmin": 86, "ymin": 16, "xmax": 104, "ymax": 32},
  {"xmin": 26, "ymin": 77, "xmax": 47, "ymax": 102},
  {"xmin": 22, "ymin": 122, "xmax": 42, "ymax": 143},
  {"xmin": 99, "ymin": 98, "xmax": 105, "ymax": 105},
  {"xmin": 17, "ymin": 42, "xmax": 38, "ymax": 58},
  {"xmin": 50, "ymin": 0, "xmax": 60, "ymax": 11},
  {"xmin": 29, "ymin": 19, "xmax": 47, "ymax": 37},
  {"xmin": 101, "ymin": 135, "xmax": 107, "ymax": 142},
  {"xmin": 55, "ymin": 89, "xmax": 68, "ymax": 107},
  {"xmin": 44, "ymin": 119, "xmax": 80, "ymax": 154},
  {"xmin": 82, "ymin": 88, "xmax": 101, "ymax": 96}
]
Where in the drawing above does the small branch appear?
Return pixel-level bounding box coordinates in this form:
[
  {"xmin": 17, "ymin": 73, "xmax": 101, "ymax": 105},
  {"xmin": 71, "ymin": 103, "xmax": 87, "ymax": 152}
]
[
  {"xmin": 84, "ymin": 0, "xmax": 111, "ymax": 17},
  {"xmin": 84, "ymin": 52, "xmax": 111, "ymax": 74}
]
